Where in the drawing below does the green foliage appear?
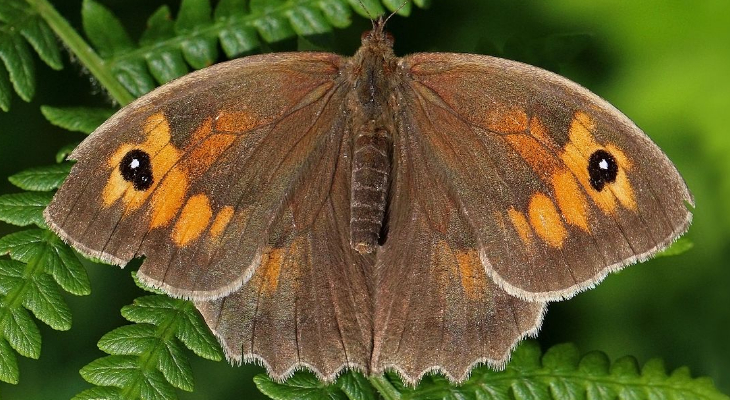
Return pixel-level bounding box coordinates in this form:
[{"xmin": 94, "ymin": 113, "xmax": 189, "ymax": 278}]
[
  {"xmin": 0, "ymin": 136, "xmax": 93, "ymax": 384},
  {"xmin": 74, "ymin": 274, "xmax": 224, "ymax": 400},
  {"xmin": 256, "ymin": 371, "xmax": 376, "ymax": 400},
  {"xmin": 77, "ymin": 0, "xmax": 429, "ymax": 100},
  {"xmin": 41, "ymin": 106, "xmax": 116, "ymax": 134},
  {"xmin": 0, "ymin": 195, "xmax": 92, "ymax": 385},
  {"xmin": 657, "ymin": 237, "xmax": 694, "ymax": 257},
  {"xmin": 0, "ymin": 0, "xmax": 63, "ymax": 110},
  {"xmin": 256, "ymin": 341, "xmax": 730, "ymax": 400},
  {"xmin": 0, "ymin": 0, "xmax": 429, "ymax": 111}
]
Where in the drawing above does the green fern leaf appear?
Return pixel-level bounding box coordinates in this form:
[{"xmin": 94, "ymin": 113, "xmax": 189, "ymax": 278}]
[
  {"xmin": 347, "ymin": 0, "xmax": 385, "ymax": 17},
  {"xmin": 81, "ymin": 355, "xmax": 153, "ymax": 390},
  {"xmin": 98, "ymin": 324, "xmax": 158, "ymax": 357},
  {"xmin": 0, "ymin": 32, "xmax": 35, "ymax": 102},
  {"xmin": 155, "ymin": 333, "xmax": 194, "ymax": 392},
  {"xmin": 0, "ymin": 0, "xmax": 63, "ymax": 69},
  {"xmin": 23, "ymin": 272, "xmax": 72, "ymax": 330},
  {"xmin": 8, "ymin": 163, "xmax": 73, "ymax": 191},
  {"xmin": 76, "ymin": 0, "xmax": 426, "ymax": 99},
  {"xmin": 76, "ymin": 282, "xmax": 223, "ymax": 397},
  {"xmin": 0, "ymin": 223, "xmax": 90, "ymax": 382},
  {"xmin": 140, "ymin": 6, "xmax": 190, "ymax": 84},
  {"xmin": 0, "ymin": 338, "xmax": 19, "ymax": 384},
  {"xmin": 0, "ymin": 228, "xmax": 91, "ymax": 296},
  {"xmin": 81, "ymin": 0, "xmax": 134, "ymax": 58},
  {"xmin": 256, "ymin": 341, "xmax": 730, "ymax": 400},
  {"xmin": 122, "ymin": 295, "xmax": 223, "ymax": 361},
  {"xmin": 0, "ymin": 259, "xmax": 24, "ymax": 294},
  {"xmin": 56, "ymin": 142, "xmax": 80, "ymax": 163},
  {"xmin": 44, "ymin": 234, "xmax": 91, "ymax": 296},
  {"xmin": 214, "ymin": 0, "xmax": 260, "ymax": 56},
  {"xmin": 165, "ymin": 302, "xmax": 223, "ymax": 361},
  {"xmin": 0, "ymin": 229, "xmax": 47, "ymax": 260},
  {"xmin": 0, "ymin": 66, "xmax": 10, "ymax": 111},
  {"xmin": 335, "ymin": 372, "xmax": 377, "ymax": 400},
  {"xmin": 98, "ymin": 323, "xmax": 195, "ymax": 391},
  {"xmin": 657, "ymin": 237, "xmax": 694, "ymax": 257},
  {"xmin": 40, "ymin": 106, "xmax": 115, "ymax": 134},
  {"xmin": 1, "ymin": 305, "xmax": 41, "ymax": 359},
  {"xmin": 175, "ymin": 0, "xmax": 217, "ymax": 69},
  {"xmin": 72, "ymin": 386, "xmax": 123, "ymax": 400},
  {"xmin": 255, "ymin": 371, "xmax": 350, "ymax": 400},
  {"xmin": 0, "ymin": 0, "xmax": 63, "ymax": 110},
  {"xmin": 0, "ymin": 192, "xmax": 53, "ymax": 227}
]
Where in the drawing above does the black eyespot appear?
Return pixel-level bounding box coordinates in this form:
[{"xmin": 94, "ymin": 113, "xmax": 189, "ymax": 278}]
[
  {"xmin": 588, "ymin": 149, "xmax": 618, "ymax": 191},
  {"xmin": 120, "ymin": 149, "xmax": 153, "ymax": 191}
]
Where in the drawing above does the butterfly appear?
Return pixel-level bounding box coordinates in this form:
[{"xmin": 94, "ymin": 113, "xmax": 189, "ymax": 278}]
[{"xmin": 44, "ymin": 18, "xmax": 693, "ymax": 385}]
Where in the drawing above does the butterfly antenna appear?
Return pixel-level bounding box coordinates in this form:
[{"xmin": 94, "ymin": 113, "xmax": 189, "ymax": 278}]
[
  {"xmin": 383, "ymin": 0, "xmax": 410, "ymax": 26},
  {"xmin": 356, "ymin": 0, "xmax": 376, "ymax": 24}
]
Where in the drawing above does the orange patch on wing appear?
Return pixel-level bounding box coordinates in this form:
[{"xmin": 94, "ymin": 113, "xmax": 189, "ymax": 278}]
[
  {"xmin": 172, "ymin": 194, "xmax": 213, "ymax": 246},
  {"xmin": 528, "ymin": 193, "xmax": 568, "ymax": 249},
  {"xmin": 552, "ymin": 170, "xmax": 590, "ymax": 232},
  {"xmin": 454, "ymin": 248, "xmax": 486, "ymax": 300},
  {"xmin": 185, "ymin": 133, "xmax": 237, "ymax": 176},
  {"xmin": 189, "ymin": 117, "xmax": 214, "ymax": 145},
  {"xmin": 149, "ymin": 168, "xmax": 189, "ymax": 228},
  {"xmin": 528, "ymin": 116, "xmax": 557, "ymax": 149},
  {"xmin": 611, "ymin": 170, "xmax": 637, "ymax": 211},
  {"xmin": 209, "ymin": 206, "xmax": 234, "ymax": 239},
  {"xmin": 144, "ymin": 113, "xmax": 175, "ymax": 153},
  {"xmin": 505, "ymin": 134, "xmax": 561, "ymax": 178},
  {"xmin": 260, "ymin": 246, "xmax": 287, "ymax": 295},
  {"xmin": 485, "ymin": 107, "xmax": 528, "ymax": 133},
  {"xmin": 434, "ymin": 240, "xmax": 485, "ymax": 301},
  {"xmin": 567, "ymin": 111, "xmax": 598, "ymax": 154},
  {"xmin": 507, "ymin": 208, "xmax": 534, "ymax": 246},
  {"xmin": 214, "ymin": 110, "xmax": 261, "ymax": 133}
]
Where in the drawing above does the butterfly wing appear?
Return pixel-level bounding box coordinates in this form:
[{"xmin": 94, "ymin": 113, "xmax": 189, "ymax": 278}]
[
  {"xmin": 195, "ymin": 142, "xmax": 374, "ymax": 381},
  {"xmin": 370, "ymin": 115, "xmax": 546, "ymax": 382},
  {"xmin": 394, "ymin": 53, "xmax": 693, "ymax": 302},
  {"xmin": 44, "ymin": 53, "xmax": 354, "ymax": 300}
]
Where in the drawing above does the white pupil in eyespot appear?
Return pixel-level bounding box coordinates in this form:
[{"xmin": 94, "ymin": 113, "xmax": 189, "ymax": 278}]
[
  {"xmin": 130, "ymin": 159, "xmax": 140, "ymax": 169},
  {"xmin": 598, "ymin": 159, "xmax": 609, "ymax": 170}
]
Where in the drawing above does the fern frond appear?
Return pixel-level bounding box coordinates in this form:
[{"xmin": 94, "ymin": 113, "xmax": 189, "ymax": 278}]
[
  {"xmin": 77, "ymin": 0, "xmax": 428, "ymax": 99},
  {"xmin": 74, "ymin": 274, "xmax": 223, "ymax": 400},
  {"xmin": 0, "ymin": 104, "xmax": 111, "ymax": 385},
  {"xmin": 0, "ymin": 224, "xmax": 91, "ymax": 384},
  {"xmin": 0, "ymin": 0, "xmax": 63, "ymax": 111},
  {"xmin": 255, "ymin": 341, "xmax": 730, "ymax": 400}
]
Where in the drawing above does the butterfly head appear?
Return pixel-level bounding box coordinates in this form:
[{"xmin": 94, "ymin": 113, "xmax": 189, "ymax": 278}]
[{"xmin": 361, "ymin": 18, "xmax": 395, "ymax": 49}]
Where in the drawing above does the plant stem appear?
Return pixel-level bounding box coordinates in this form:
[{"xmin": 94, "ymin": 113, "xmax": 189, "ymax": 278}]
[
  {"xmin": 369, "ymin": 375, "xmax": 401, "ymax": 400},
  {"xmin": 26, "ymin": 0, "xmax": 135, "ymax": 106}
]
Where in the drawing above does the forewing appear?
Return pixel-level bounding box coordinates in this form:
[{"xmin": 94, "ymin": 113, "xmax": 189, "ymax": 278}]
[
  {"xmin": 195, "ymin": 139, "xmax": 375, "ymax": 381},
  {"xmin": 371, "ymin": 111, "xmax": 545, "ymax": 383},
  {"xmin": 44, "ymin": 53, "xmax": 348, "ymax": 299},
  {"xmin": 398, "ymin": 53, "xmax": 693, "ymax": 301}
]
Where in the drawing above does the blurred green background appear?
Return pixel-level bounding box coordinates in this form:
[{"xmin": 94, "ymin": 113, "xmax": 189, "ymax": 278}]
[{"xmin": 0, "ymin": 0, "xmax": 728, "ymax": 398}]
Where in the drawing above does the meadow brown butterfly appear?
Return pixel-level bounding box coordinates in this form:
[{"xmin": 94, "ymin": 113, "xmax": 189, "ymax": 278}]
[{"xmin": 44, "ymin": 17, "xmax": 693, "ymax": 385}]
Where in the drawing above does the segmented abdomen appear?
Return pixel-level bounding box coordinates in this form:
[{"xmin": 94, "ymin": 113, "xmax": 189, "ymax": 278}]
[{"xmin": 350, "ymin": 128, "xmax": 391, "ymax": 254}]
